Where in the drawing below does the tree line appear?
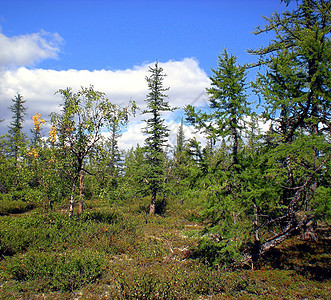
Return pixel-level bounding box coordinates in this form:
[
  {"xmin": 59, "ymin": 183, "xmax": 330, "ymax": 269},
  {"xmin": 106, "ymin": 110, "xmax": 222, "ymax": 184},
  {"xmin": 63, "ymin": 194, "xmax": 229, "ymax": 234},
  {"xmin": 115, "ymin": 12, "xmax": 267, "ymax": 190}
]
[{"xmin": 0, "ymin": 0, "xmax": 329, "ymax": 266}]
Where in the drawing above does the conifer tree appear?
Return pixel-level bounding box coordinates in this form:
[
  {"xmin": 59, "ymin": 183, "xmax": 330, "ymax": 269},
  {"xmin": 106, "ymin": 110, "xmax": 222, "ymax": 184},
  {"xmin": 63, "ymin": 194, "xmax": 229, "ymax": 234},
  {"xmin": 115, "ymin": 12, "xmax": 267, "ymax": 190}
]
[
  {"xmin": 250, "ymin": 0, "xmax": 330, "ymax": 139},
  {"xmin": 142, "ymin": 62, "xmax": 174, "ymax": 215},
  {"xmin": 174, "ymin": 117, "xmax": 185, "ymax": 158},
  {"xmin": 185, "ymin": 49, "xmax": 251, "ymax": 171},
  {"xmin": 108, "ymin": 118, "xmax": 122, "ymax": 176},
  {"xmin": 31, "ymin": 113, "xmax": 46, "ymax": 146},
  {"xmin": 239, "ymin": 0, "xmax": 331, "ymax": 264},
  {"xmin": 7, "ymin": 93, "xmax": 27, "ymax": 162}
]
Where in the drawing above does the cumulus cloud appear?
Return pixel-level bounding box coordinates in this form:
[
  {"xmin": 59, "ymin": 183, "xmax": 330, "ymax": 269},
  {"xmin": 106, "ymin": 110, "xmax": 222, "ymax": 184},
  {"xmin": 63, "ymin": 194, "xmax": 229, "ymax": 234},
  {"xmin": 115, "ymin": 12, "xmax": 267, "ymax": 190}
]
[
  {"xmin": 0, "ymin": 58, "xmax": 210, "ymax": 149},
  {"xmin": 0, "ymin": 30, "xmax": 63, "ymax": 68},
  {"xmin": 117, "ymin": 119, "xmax": 207, "ymax": 151}
]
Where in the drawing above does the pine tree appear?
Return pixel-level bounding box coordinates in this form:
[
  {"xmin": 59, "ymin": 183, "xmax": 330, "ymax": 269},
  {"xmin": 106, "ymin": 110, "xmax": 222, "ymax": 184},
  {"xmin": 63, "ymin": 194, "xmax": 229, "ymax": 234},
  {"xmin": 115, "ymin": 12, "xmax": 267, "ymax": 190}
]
[{"xmin": 142, "ymin": 62, "xmax": 175, "ymax": 215}]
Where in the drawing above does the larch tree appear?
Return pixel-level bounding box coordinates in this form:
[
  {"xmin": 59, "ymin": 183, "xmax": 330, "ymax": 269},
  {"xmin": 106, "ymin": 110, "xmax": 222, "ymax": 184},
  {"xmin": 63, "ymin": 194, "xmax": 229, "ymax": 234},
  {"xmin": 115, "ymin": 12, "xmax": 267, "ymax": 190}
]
[
  {"xmin": 239, "ymin": 0, "xmax": 331, "ymax": 265},
  {"xmin": 185, "ymin": 50, "xmax": 255, "ymax": 265},
  {"xmin": 185, "ymin": 49, "xmax": 251, "ymax": 172},
  {"xmin": 174, "ymin": 117, "xmax": 185, "ymax": 158},
  {"xmin": 142, "ymin": 62, "xmax": 175, "ymax": 215}
]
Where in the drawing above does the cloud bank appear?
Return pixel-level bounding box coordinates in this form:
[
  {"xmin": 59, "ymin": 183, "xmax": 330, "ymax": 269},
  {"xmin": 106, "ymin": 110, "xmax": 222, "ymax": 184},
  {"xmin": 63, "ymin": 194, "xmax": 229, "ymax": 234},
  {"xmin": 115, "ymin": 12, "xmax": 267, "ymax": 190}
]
[
  {"xmin": 0, "ymin": 56, "xmax": 210, "ymax": 150},
  {"xmin": 0, "ymin": 30, "xmax": 63, "ymax": 68}
]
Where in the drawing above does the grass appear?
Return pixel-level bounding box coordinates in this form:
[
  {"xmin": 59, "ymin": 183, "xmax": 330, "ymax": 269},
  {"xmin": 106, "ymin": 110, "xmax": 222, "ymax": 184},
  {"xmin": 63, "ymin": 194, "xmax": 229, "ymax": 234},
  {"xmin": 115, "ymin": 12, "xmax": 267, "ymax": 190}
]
[{"xmin": 0, "ymin": 196, "xmax": 330, "ymax": 299}]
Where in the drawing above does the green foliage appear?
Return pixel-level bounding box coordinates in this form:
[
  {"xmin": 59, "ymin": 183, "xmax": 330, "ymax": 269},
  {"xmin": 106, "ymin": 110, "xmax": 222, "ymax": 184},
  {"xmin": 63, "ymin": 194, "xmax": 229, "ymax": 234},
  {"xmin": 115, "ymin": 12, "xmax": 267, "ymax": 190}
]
[
  {"xmin": 185, "ymin": 49, "xmax": 252, "ymax": 169},
  {"xmin": 0, "ymin": 210, "xmax": 125, "ymax": 257},
  {"xmin": 7, "ymin": 93, "xmax": 27, "ymax": 161},
  {"xmin": 50, "ymin": 86, "xmax": 135, "ymax": 215},
  {"xmin": 0, "ymin": 199, "xmax": 329, "ymax": 298},
  {"xmin": 2, "ymin": 249, "xmax": 106, "ymax": 291},
  {"xmin": 183, "ymin": 0, "xmax": 331, "ymax": 267},
  {"xmin": 312, "ymin": 186, "xmax": 331, "ymax": 220},
  {"xmin": 250, "ymin": 0, "xmax": 330, "ymax": 140},
  {"xmin": 142, "ymin": 62, "xmax": 175, "ymax": 214},
  {"xmin": 0, "ymin": 3, "xmax": 330, "ymax": 299},
  {"xmin": 0, "ymin": 197, "xmax": 34, "ymax": 215}
]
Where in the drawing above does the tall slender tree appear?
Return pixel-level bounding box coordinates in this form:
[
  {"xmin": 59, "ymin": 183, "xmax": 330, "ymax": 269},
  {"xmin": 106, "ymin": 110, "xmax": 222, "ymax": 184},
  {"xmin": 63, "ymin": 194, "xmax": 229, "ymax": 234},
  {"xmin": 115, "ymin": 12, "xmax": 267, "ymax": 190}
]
[
  {"xmin": 142, "ymin": 62, "xmax": 175, "ymax": 215},
  {"xmin": 7, "ymin": 93, "xmax": 27, "ymax": 162},
  {"xmin": 174, "ymin": 117, "xmax": 185, "ymax": 158}
]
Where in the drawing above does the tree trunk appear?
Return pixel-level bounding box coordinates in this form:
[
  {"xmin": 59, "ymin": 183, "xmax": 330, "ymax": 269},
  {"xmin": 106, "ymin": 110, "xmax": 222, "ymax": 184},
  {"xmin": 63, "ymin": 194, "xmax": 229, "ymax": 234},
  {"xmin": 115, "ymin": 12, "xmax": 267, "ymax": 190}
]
[
  {"xmin": 150, "ymin": 189, "xmax": 156, "ymax": 215},
  {"xmin": 69, "ymin": 183, "xmax": 75, "ymax": 218},
  {"xmin": 241, "ymin": 214, "xmax": 308, "ymax": 267},
  {"xmin": 78, "ymin": 170, "xmax": 84, "ymax": 214},
  {"xmin": 232, "ymin": 123, "xmax": 240, "ymax": 173},
  {"xmin": 251, "ymin": 202, "xmax": 260, "ymax": 269}
]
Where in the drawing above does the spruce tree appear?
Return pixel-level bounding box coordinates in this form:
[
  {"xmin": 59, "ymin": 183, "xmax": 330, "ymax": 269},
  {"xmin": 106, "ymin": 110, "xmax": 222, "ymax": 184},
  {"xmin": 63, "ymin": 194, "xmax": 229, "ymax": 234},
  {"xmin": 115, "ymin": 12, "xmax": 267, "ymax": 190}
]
[
  {"xmin": 174, "ymin": 117, "xmax": 185, "ymax": 158},
  {"xmin": 142, "ymin": 62, "xmax": 174, "ymax": 215},
  {"xmin": 7, "ymin": 93, "xmax": 27, "ymax": 161}
]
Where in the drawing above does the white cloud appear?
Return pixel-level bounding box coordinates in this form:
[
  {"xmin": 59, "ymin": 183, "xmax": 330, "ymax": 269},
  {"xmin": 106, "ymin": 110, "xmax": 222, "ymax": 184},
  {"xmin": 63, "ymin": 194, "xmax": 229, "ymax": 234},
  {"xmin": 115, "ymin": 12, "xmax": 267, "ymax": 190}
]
[
  {"xmin": 118, "ymin": 122, "xmax": 145, "ymax": 150},
  {"xmin": 117, "ymin": 119, "xmax": 207, "ymax": 151},
  {"xmin": 0, "ymin": 58, "xmax": 210, "ymax": 150},
  {"xmin": 0, "ymin": 30, "xmax": 63, "ymax": 68}
]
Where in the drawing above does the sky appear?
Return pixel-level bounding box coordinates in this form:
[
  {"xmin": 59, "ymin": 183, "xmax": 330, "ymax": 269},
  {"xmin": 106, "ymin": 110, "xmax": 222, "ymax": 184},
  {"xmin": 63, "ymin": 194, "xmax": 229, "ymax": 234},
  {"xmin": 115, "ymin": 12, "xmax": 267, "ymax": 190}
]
[{"xmin": 0, "ymin": 0, "xmax": 297, "ymax": 150}]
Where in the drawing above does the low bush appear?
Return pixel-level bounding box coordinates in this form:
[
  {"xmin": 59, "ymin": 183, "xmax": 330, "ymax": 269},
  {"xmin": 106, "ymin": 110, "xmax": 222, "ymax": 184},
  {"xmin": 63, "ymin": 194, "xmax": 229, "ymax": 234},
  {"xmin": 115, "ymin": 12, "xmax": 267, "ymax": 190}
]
[
  {"xmin": 81, "ymin": 207, "xmax": 119, "ymax": 224},
  {"xmin": 1, "ymin": 249, "xmax": 106, "ymax": 292},
  {"xmin": 0, "ymin": 210, "xmax": 128, "ymax": 257},
  {"xmin": 0, "ymin": 198, "xmax": 34, "ymax": 215}
]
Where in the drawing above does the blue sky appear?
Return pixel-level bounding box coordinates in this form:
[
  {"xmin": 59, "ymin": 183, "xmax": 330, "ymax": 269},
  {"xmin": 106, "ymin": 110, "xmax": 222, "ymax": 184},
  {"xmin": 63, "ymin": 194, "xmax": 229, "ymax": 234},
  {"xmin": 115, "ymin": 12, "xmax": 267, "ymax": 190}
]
[{"xmin": 0, "ymin": 0, "xmax": 296, "ymax": 149}]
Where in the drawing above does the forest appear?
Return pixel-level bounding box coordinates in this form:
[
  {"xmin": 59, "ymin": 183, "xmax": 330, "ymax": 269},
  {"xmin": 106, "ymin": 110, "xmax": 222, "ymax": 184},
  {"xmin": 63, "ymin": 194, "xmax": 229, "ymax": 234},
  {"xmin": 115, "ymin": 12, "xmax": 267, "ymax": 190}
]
[{"xmin": 0, "ymin": 0, "xmax": 330, "ymax": 299}]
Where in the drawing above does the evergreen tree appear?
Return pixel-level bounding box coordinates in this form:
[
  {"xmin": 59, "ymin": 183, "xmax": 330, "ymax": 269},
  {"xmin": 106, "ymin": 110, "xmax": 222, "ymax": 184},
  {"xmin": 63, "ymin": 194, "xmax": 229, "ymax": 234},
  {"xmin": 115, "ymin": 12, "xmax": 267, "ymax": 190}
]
[
  {"xmin": 142, "ymin": 62, "xmax": 175, "ymax": 215},
  {"xmin": 239, "ymin": 0, "xmax": 331, "ymax": 264},
  {"xmin": 185, "ymin": 49, "xmax": 251, "ymax": 172},
  {"xmin": 174, "ymin": 117, "xmax": 185, "ymax": 158},
  {"xmin": 7, "ymin": 93, "xmax": 27, "ymax": 161}
]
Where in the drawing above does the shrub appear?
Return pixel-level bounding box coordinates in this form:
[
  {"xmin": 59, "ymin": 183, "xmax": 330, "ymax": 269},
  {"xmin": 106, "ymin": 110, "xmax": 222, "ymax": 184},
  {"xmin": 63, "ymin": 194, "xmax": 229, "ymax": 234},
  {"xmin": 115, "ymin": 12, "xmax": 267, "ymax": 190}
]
[
  {"xmin": 0, "ymin": 198, "xmax": 34, "ymax": 215},
  {"xmin": 1, "ymin": 249, "xmax": 106, "ymax": 291},
  {"xmin": 81, "ymin": 207, "xmax": 119, "ymax": 224}
]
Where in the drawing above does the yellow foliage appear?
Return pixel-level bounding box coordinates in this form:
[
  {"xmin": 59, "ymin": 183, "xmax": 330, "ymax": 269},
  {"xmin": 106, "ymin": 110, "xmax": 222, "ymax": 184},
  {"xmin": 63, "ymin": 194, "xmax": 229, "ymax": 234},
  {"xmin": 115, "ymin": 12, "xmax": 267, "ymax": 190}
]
[
  {"xmin": 27, "ymin": 148, "xmax": 38, "ymax": 158},
  {"xmin": 49, "ymin": 126, "xmax": 57, "ymax": 143},
  {"xmin": 65, "ymin": 126, "xmax": 73, "ymax": 133},
  {"xmin": 32, "ymin": 113, "xmax": 46, "ymax": 131}
]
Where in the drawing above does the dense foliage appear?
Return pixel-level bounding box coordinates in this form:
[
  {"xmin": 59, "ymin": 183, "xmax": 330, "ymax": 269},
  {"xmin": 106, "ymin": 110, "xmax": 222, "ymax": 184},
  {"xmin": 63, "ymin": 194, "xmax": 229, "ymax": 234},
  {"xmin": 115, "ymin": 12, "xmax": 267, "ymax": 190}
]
[{"xmin": 0, "ymin": 0, "xmax": 330, "ymax": 297}]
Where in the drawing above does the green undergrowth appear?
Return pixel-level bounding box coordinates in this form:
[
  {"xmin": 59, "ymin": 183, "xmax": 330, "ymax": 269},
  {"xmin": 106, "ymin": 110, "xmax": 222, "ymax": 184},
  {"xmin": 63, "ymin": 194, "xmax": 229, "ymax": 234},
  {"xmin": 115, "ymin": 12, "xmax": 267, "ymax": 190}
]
[
  {"xmin": 257, "ymin": 227, "xmax": 331, "ymax": 281},
  {"xmin": 0, "ymin": 198, "xmax": 35, "ymax": 215},
  {"xmin": 0, "ymin": 198, "xmax": 330, "ymax": 299}
]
